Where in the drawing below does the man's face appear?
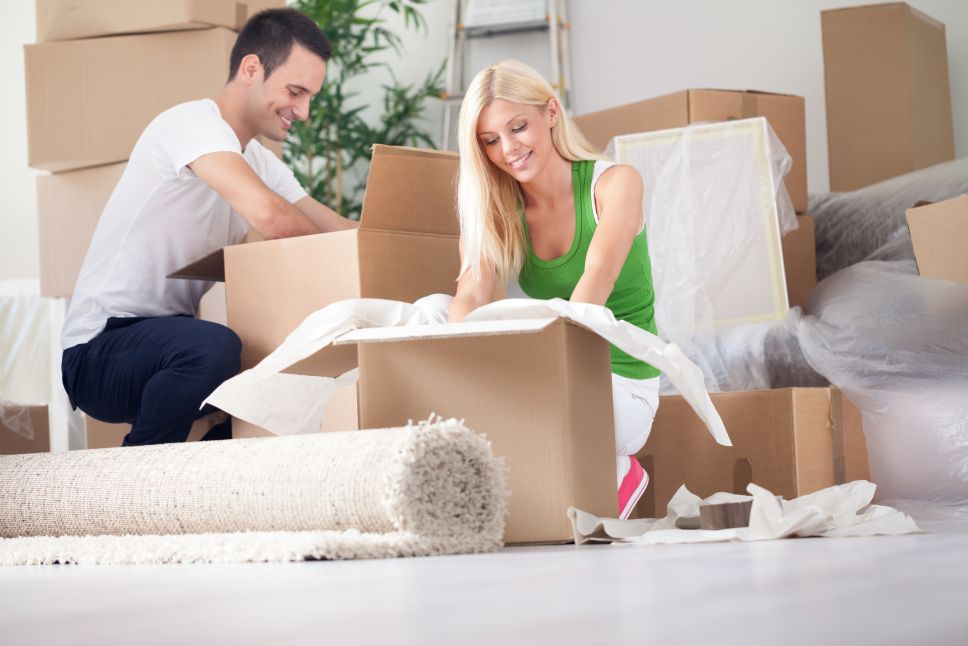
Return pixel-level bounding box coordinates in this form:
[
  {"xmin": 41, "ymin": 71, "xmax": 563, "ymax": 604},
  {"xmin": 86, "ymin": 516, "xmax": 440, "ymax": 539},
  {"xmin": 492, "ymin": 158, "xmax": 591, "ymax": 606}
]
[{"xmin": 249, "ymin": 43, "xmax": 326, "ymax": 142}]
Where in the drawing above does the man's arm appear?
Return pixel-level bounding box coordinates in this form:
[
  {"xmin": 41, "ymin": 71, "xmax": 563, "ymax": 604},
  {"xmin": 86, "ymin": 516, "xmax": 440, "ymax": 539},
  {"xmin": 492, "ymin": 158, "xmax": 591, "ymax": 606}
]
[
  {"xmin": 189, "ymin": 151, "xmax": 320, "ymax": 240},
  {"xmin": 295, "ymin": 195, "xmax": 359, "ymax": 232}
]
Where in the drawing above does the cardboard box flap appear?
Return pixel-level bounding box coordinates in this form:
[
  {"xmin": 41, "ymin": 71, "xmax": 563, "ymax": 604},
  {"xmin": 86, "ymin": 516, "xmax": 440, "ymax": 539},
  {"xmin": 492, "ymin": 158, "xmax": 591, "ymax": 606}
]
[
  {"xmin": 167, "ymin": 248, "xmax": 225, "ymax": 282},
  {"xmin": 360, "ymin": 145, "xmax": 460, "ymax": 237},
  {"xmin": 335, "ymin": 318, "xmax": 560, "ymax": 345},
  {"xmin": 692, "ymin": 88, "xmax": 800, "ymax": 99}
]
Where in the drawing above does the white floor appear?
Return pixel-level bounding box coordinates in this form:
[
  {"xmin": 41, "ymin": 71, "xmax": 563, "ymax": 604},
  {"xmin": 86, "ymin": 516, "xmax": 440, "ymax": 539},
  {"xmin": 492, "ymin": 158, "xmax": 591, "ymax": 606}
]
[{"xmin": 2, "ymin": 519, "xmax": 967, "ymax": 646}]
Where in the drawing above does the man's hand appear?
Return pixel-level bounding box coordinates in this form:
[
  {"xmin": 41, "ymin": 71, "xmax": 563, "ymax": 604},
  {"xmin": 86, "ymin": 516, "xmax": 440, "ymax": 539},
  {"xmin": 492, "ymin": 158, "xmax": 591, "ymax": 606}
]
[{"xmin": 189, "ymin": 151, "xmax": 320, "ymax": 239}]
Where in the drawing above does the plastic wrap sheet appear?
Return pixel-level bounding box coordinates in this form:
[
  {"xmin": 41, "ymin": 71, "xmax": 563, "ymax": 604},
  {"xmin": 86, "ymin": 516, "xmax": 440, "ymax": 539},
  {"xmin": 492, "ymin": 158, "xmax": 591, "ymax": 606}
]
[
  {"xmin": 670, "ymin": 258, "xmax": 968, "ymax": 505},
  {"xmin": 610, "ymin": 118, "xmax": 797, "ymax": 391},
  {"xmin": 795, "ymin": 259, "xmax": 968, "ymax": 505},
  {"xmin": 810, "ymin": 157, "xmax": 968, "ymax": 281},
  {"xmin": 663, "ymin": 308, "xmax": 828, "ymax": 394}
]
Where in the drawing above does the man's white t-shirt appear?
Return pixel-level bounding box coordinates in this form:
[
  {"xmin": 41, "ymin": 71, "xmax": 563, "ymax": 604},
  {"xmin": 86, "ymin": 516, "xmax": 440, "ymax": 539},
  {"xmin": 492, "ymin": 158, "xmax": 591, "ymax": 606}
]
[{"xmin": 62, "ymin": 99, "xmax": 307, "ymax": 350}]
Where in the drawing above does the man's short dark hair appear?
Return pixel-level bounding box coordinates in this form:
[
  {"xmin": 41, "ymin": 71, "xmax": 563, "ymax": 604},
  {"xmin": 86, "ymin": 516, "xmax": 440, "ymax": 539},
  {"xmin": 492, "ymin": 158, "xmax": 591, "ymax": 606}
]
[{"xmin": 229, "ymin": 8, "xmax": 332, "ymax": 81}]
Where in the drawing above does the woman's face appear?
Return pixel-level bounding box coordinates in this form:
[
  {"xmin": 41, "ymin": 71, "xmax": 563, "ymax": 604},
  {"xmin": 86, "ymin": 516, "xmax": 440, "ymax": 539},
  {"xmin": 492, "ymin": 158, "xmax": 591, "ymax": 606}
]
[{"xmin": 476, "ymin": 98, "xmax": 557, "ymax": 184}]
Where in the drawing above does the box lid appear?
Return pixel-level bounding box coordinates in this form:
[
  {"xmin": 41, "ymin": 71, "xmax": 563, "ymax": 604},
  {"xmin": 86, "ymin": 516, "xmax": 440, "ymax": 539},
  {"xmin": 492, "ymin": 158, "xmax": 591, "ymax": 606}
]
[{"xmin": 360, "ymin": 145, "xmax": 460, "ymax": 237}]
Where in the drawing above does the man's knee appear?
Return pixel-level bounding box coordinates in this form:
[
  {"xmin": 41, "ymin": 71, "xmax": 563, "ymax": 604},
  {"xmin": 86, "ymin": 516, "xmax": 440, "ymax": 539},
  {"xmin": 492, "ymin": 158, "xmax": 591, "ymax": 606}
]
[
  {"xmin": 180, "ymin": 321, "xmax": 242, "ymax": 384},
  {"xmin": 201, "ymin": 322, "xmax": 242, "ymax": 379}
]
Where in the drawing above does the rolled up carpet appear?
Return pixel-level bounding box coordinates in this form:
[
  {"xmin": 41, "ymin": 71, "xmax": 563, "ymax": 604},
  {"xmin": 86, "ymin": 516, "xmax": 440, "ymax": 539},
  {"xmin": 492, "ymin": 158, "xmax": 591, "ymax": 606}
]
[{"xmin": 0, "ymin": 417, "xmax": 507, "ymax": 565}]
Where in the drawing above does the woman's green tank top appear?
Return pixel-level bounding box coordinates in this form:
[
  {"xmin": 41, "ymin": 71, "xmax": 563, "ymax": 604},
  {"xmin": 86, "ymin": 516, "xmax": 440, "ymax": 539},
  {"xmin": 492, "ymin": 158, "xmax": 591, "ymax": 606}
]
[{"xmin": 518, "ymin": 159, "xmax": 660, "ymax": 379}]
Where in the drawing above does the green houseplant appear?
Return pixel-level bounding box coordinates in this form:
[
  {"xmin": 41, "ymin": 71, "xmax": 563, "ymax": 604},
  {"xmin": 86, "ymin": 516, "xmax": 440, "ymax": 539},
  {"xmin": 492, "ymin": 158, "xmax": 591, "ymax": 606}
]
[{"xmin": 286, "ymin": 0, "xmax": 445, "ymax": 220}]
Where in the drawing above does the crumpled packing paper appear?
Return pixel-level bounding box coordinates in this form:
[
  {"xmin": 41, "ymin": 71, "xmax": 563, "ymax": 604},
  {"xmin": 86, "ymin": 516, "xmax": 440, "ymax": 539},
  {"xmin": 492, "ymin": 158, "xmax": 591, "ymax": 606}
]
[
  {"xmin": 204, "ymin": 297, "xmax": 729, "ymax": 445},
  {"xmin": 569, "ymin": 480, "xmax": 921, "ymax": 545}
]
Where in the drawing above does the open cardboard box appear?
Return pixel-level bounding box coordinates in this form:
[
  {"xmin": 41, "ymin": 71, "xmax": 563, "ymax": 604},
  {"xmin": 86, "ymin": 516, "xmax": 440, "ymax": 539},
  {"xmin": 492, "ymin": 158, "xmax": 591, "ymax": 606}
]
[
  {"xmin": 335, "ymin": 316, "xmax": 618, "ymax": 544},
  {"xmin": 906, "ymin": 195, "xmax": 968, "ymax": 283},
  {"xmin": 574, "ymin": 88, "xmax": 807, "ymax": 212},
  {"xmin": 635, "ymin": 387, "xmax": 870, "ymax": 518},
  {"xmin": 170, "ymin": 145, "xmax": 462, "ymax": 435}
]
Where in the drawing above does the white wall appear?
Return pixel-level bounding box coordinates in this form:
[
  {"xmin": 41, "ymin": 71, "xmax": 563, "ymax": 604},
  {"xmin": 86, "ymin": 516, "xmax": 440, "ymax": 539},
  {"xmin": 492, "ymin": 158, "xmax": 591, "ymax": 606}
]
[
  {"xmin": 2, "ymin": 0, "xmax": 966, "ymax": 281},
  {"xmin": 0, "ymin": 1, "xmax": 39, "ymax": 281}
]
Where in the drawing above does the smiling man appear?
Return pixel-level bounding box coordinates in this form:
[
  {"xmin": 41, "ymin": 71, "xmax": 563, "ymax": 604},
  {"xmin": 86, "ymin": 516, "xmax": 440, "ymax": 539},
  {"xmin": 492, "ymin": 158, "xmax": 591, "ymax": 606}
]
[{"xmin": 60, "ymin": 9, "xmax": 354, "ymax": 447}]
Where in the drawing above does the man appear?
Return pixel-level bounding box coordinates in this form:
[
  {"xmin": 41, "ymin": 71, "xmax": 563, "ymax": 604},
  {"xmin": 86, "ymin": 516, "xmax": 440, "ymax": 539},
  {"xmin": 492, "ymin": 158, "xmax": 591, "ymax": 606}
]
[{"xmin": 61, "ymin": 8, "xmax": 354, "ymax": 446}]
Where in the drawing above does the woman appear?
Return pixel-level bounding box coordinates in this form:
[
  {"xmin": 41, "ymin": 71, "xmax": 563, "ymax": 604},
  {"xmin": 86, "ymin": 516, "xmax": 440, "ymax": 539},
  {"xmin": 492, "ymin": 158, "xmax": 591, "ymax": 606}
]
[{"xmin": 445, "ymin": 59, "xmax": 661, "ymax": 520}]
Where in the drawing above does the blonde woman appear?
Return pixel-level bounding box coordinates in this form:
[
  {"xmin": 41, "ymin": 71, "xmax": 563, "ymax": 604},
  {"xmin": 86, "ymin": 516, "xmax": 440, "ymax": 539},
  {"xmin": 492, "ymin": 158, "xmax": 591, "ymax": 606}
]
[{"xmin": 447, "ymin": 59, "xmax": 661, "ymax": 519}]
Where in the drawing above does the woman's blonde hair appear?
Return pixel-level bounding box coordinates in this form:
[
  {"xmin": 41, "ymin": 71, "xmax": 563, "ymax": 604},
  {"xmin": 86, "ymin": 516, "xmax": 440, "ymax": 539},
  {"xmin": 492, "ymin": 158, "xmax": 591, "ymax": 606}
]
[{"xmin": 457, "ymin": 59, "xmax": 602, "ymax": 282}]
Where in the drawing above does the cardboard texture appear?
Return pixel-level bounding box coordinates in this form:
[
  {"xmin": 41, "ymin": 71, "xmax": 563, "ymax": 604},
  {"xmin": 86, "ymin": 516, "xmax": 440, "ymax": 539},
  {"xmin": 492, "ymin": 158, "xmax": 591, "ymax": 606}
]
[
  {"xmin": 84, "ymin": 417, "xmax": 130, "ymax": 450},
  {"xmin": 85, "ymin": 414, "xmax": 217, "ymax": 449},
  {"xmin": 26, "ymin": 27, "xmax": 237, "ymax": 171},
  {"xmin": 781, "ymin": 214, "xmax": 817, "ymax": 310},
  {"xmin": 906, "ymin": 195, "xmax": 968, "ymax": 283},
  {"xmin": 170, "ymin": 145, "xmax": 461, "ymax": 438},
  {"xmin": 0, "ymin": 406, "xmax": 50, "ymax": 455},
  {"xmin": 36, "ymin": 162, "xmax": 127, "ymax": 297},
  {"xmin": 822, "ymin": 3, "xmax": 954, "ymax": 191},
  {"xmin": 635, "ymin": 387, "xmax": 869, "ymax": 518},
  {"xmin": 574, "ymin": 89, "xmax": 808, "ymax": 212},
  {"xmin": 351, "ymin": 318, "xmax": 617, "ymax": 544},
  {"xmin": 35, "ymin": 0, "xmax": 282, "ymax": 41}
]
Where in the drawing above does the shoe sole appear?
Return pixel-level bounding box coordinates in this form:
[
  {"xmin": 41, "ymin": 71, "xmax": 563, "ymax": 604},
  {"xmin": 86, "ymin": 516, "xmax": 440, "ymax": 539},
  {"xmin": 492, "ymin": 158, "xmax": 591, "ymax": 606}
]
[{"xmin": 619, "ymin": 470, "xmax": 649, "ymax": 520}]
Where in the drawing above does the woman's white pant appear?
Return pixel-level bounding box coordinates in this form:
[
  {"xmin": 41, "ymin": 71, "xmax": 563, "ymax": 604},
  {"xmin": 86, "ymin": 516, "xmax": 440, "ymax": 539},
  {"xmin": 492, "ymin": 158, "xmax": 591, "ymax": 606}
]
[{"xmin": 412, "ymin": 293, "xmax": 660, "ymax": 457}]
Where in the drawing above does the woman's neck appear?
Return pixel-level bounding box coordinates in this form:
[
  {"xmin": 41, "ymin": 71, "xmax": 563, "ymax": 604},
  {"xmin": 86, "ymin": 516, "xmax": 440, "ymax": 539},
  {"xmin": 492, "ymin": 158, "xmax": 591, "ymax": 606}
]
[{"xmin": 520, "ymin": 154, "xmax": 573, "ymax": 211}]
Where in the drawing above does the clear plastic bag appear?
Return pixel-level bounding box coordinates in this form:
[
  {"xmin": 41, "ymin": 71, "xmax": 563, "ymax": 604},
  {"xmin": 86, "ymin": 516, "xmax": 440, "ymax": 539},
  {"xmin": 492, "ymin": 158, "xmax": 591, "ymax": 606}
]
[{"xmin": 610, "ymin": 118, "xmax": 798, "ymax": 390}]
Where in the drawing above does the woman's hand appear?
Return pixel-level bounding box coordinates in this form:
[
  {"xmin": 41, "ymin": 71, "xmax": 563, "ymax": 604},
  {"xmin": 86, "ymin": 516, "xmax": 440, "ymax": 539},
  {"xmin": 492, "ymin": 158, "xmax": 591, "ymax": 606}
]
[{"xmin": 571, "ymin": 164, "xmax": 645, "ymax": 306}]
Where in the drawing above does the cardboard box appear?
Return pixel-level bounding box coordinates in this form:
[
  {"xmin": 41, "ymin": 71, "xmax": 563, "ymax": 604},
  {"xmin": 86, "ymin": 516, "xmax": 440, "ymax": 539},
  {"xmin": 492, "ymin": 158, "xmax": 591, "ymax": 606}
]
[
  {"xmin": 635, "ymin": 387, "xmax": 870, "ymax": 518},
  {"xmin": 26, "ymin": 27, "xmax": 237, "ymax": 171},
  {"xmin": 822, "ymin": 3, "xmax": 954, "ymax": 191},
  {"xmin": 37, "ymin": 162, "xmax": 127, "ymax": 297},
  {"xmin": 781, "ymin": 214, "xmax": 817, "ymax": 310},
  {"xmin": 574, "ymin": 89, "xmax": 807, "ymax": 212},
  {"xmin": 906, "ymin": 195, "xmax": 968, "ymax": 283},
  {"xmin": 84, "ymin": 414, "xmax": 218, "ymax": 448},
  {"xmin": 171, "ymin": 145, "xmax": 462, "ymax": 437},
  {"xmin": 36, "ymin": 0, "xmax": 265, "ymax": 42},
  {"xmin": 339, "ymin": 317, "xmax": 617, "ymax": 544},
  {"xmin": 84, "ymin": 417, "xmax": 130, "ymax": 449},
  {"xmin": 0, "ymin": 405, "xmax": 50, "ymax": 455}
]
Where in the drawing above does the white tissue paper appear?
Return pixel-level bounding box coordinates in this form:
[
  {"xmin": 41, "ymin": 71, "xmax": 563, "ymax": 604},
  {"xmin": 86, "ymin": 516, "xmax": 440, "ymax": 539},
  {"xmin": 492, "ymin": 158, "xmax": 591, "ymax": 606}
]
[
  {"xmin": 569, "ymin": 480, "xmax": 921, "ymax": 545},
  {"xmin": 204, "ymin": 297, "xmax": 730, "ymax": 446}
]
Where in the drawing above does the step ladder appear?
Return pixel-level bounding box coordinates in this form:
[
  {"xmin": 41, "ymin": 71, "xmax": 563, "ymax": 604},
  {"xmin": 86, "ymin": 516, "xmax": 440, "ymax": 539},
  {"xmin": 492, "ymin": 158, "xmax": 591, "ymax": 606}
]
[{"xmin": 440, "ymin": 0, "xmax": 573, "ymax": 150}]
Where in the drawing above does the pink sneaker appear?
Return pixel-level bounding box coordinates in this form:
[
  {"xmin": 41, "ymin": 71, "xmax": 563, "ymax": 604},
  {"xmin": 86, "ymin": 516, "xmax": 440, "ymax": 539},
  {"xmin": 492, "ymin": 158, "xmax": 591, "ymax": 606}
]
[{"xmin": 617, "ymin": 455, "xmax": 649, "ymax": 520}]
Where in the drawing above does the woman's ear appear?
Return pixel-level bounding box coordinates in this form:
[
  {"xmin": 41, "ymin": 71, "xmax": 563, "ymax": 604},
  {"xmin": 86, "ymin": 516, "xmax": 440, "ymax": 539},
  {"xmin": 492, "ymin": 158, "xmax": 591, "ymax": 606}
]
[{"xmin": 546, "ymin": 98, "xmax": 560, "ymax": 128}]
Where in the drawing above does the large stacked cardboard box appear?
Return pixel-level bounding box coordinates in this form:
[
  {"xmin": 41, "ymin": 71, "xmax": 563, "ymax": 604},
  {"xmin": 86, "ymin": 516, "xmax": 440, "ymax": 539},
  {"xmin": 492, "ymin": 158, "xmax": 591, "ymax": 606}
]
[
  {"xmin": 26, "ymin": 0, "xmax": 283, "ymax": 450},
  {"xmin": 822, "ymin": 3, "xmax": 954, "ymax": 191}
]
